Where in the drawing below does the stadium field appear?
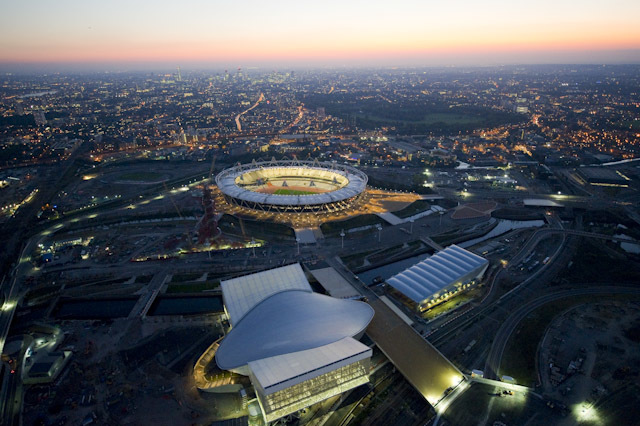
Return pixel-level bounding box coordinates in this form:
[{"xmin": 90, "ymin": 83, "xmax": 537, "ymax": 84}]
[{"xmin": 273, "ymin": 189, "xmax": 316, "ymax": 195}]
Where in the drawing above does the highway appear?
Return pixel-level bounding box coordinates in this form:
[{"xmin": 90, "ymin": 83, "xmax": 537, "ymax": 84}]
[
  {"xmin": 235, "ymin": 92, "xmax": 264, "ymax": 132},
  {"xmin": 0, "ymin": 336, "xmax": 30, "ymax": 426},
  {"xmin": 483, "ymin": 286, "xmax": 640, "ymax": 380}
]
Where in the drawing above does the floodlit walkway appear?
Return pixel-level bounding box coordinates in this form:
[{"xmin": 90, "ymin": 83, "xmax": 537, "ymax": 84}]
[
  {"xmin": 365, "ymin": 297, "xmax": 464, "ymax": 405},
  {"xmin": 193, "ymin": 337, "xmax": 243, "ymax": 391}
]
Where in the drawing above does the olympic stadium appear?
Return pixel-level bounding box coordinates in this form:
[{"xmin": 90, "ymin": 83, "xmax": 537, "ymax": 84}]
[{"xmin": 215, "ymin": 159, "xmax": 368, "ymax": 213}]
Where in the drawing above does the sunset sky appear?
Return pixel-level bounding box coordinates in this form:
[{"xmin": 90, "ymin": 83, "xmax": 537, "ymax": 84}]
[{"xmin": 1, "ymin": 0, "xmax": 639, "ymax": 69}]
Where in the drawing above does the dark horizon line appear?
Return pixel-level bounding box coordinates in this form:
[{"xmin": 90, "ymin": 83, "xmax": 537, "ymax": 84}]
[{"xmin": 2, "ymin": 61, "xmax": 640, "ymax": 75}]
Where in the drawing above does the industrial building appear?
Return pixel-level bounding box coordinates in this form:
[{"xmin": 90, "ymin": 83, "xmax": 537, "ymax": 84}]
[
  {"xmin": 576, "ymin": 167, "xmax": 631, "ymax": 187},
  {"xmin": 386, "ymin": 245, "xmax": 489, "ymax": 311},
  {"xmin": 212, "ymin": 264, "xmax": 374, "ymax": 423}
]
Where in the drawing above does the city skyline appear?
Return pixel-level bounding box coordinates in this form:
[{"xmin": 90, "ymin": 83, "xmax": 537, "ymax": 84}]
[{"xmin": 1, "ymin": 0, "xmax": 640, "ymax": 70}]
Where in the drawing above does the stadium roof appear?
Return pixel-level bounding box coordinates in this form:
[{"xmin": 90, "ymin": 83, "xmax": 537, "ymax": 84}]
[
  {"xmin": 248, "ymin": 337, "xmax": 371, "ymax": 394},
  {"xmin": 386, "ymin": 245, "xmax": 488, "ymax": 304},
  {"xmin": 221, "ymin": 263, "xmax": 311, "ymax": 325},
  {"xmin": 215, "ymin": 160, "xmax": 367, "ymax": 207},
  {"xmin": 216, "ymin": 290, "xmax": 374, "ymax": 370}
]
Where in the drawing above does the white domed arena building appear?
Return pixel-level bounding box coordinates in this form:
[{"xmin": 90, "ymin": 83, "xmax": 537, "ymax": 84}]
[
  {"xmin": 195, "ymin": 263, "xmax": 374, "ymax": 423},
  {"xmin": 215, "ymin": 159, "xmax": 368, "ymax": 213}
]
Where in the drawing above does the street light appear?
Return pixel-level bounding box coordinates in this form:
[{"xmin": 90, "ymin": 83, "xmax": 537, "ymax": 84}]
[
  {"xmin": 439, "ymin": 211, "xmax": 444, "ymax": 227},
  {"xmin": 250, "ymin": 238, "xmax": 256, "ymax": 257},
  {"xmin": 296, "ymin": 237, "xmax": 300, "ymax": 255},
  {"xmin": 376, "ymin": 224, "xmax": 382, "ymax": 243},
  {"xmin": 340, "ymin": 229, "xmax": 345, "ymax": 249},
  {"xmin": 409, "ymin": 219, "xmax": 414, "ymax": 234}
]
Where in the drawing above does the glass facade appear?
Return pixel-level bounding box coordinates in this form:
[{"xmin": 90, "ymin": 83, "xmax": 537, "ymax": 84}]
[{"xmin": 254, "ymin": 358, "xmax": 370, "ymax": 423}]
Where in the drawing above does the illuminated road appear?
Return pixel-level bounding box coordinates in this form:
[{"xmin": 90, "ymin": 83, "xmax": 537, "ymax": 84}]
[
  {"xmin": 235, "ymin": 92, "xmax": 264, "ymax": 132},
  {"xmin": 0, "ymin": 238, "xmax": 37, "ymax": 355},
  {"xmin": 483, "ymin": 286, "xmax": 640, "ymax": 381},
  {"xmin": 279, "ymin": 104, "xmax": 304, "ymax": 134},
  {"xmin": 0, "ymin": 336, "xmax": 30, "ymax": 426}
]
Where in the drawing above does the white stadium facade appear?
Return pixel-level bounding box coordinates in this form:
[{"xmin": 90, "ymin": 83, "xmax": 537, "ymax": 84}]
[
  {"xmin": 386, "ymin": 245, "xmax": 489, "ymax": 312},
  {"xmin": 215, "ymin": 159, "xmax": 368, "ymax": 213},
  {"xmin": 214, "ymin": 264, "xmax": 374, "ymax": 423}
]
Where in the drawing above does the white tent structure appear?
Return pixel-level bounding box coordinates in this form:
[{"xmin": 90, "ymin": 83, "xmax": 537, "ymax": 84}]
[{"xmin": 386, "ymin": 245, "xmax": 489, "ymax": 311}]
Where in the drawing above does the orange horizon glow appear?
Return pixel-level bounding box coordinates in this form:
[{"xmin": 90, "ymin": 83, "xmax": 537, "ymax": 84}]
[
  {"xmin": 1, "ymin": 0, "xmax": 640, "ymax": 67},
  {"xmin": 4, "ymin": 36, "xmax": 640, "ymax": 64}
]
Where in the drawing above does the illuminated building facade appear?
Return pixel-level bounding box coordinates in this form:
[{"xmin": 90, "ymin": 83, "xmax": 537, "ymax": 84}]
[
  {"xmin": 386, "ymin": 245, "xmax": 488, "ymax": 312},
  {"xmin": 211, "ymin": 264, "xmax": 374, "ymax": 423}
]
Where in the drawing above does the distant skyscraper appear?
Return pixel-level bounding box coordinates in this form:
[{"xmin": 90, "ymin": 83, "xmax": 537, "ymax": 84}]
[{"xmin": 176, "ymin": 66, "xmax": 182, "ymax": 82}]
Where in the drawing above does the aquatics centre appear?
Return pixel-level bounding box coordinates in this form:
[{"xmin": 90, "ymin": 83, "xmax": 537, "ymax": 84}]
[{"xmin": 198, "ymin": 264, "xmax": 375, "ymax": 423}]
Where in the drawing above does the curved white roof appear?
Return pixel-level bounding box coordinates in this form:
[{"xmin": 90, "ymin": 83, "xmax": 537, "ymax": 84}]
[
  {"xmin": 387, "ymin": 245, "xmax": 488, "ymax": 304},
  {"xmin": 249, "ymin": 337, "xmax": 371, "ymax": 394},
  {"xmin": 221, "ymin": 263, "xmax": 311, "ymax": 325},
  {"xmin": 216, "ymin": 160, "xmax": 367, "ymax": 206},
  {"xmin": 216, "ymin": 290, "xmax": 374, "ymax": 370}
]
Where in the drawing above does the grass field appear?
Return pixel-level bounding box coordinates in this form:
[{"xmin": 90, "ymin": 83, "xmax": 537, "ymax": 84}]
[
  {"xmin": 321, "ymin": 214, "xmax": 385, "ymax": 235},
  {"xmin": 273, "ymin": 188, "xmax": 316, "ymax": 195},
  {"xmin": 393, "ymin": 199, "xmax": 431, "ymax": 219},
  {"xmin": 117, "ymin": 171, "xmax": 164, "ymax": 181},
  {"xmin": 170, "ymin": 272, "xmax": 204, "ymax": 283}
]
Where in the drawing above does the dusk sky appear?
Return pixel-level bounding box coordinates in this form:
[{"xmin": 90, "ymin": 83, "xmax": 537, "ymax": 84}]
[{"xmin": 1, "ymin": 0, "xmax": 639, "ymax": 69}]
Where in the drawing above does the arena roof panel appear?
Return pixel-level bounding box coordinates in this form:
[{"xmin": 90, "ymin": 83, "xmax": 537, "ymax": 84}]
[
  {"xmin": 386, "ymin": 245, "xmax": 488, "ymax": 304},
  {"xmin": 216, "ymin": 290, "xmax": 374, "ymax": 370},
  {"xmin": 221, "ymin": 263, "xmax": 312, "ymax": 325},
  {"xmin": 248, "ymin": 337, "xmax": 371, "ymax": 394}
]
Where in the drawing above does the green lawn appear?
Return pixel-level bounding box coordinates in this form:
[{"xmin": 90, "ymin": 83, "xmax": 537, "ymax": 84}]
[
  {"xmin": 273, "ymin": 188, "xmax": 316, "ymax": 195},
  {"xmin": 170, "ymin": 272, "xmax": 204, "ymax": 283},
  {"xmin": 559, "ymin": 240, "xmax": 640, "ymax": 283},
  {"xmin": 320, "ymin": 214, "xmax": 384, "ymax": 235},
  {"xmin": 393, "ymin": 199, "xmax": 431, "ymax": 219}
]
